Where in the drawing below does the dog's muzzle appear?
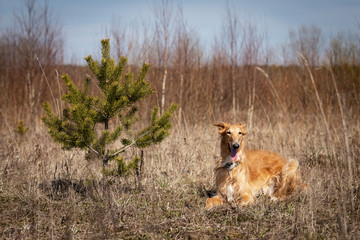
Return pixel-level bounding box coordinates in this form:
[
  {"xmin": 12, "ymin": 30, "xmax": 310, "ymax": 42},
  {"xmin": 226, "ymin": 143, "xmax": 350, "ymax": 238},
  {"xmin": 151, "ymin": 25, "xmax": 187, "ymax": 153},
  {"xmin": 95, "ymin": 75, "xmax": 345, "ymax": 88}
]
[{"xmin": 232, "ymin": 142, "xmax": 239, "ymax": 149}]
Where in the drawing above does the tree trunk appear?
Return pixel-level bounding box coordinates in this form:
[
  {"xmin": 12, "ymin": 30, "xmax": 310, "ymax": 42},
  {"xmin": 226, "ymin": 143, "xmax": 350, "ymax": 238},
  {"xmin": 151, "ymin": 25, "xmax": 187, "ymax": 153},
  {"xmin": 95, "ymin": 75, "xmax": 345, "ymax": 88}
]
[
  {"xmin": 231, "ymin": 65, "xmax": 236, "ymax": 122},
  {"xmin": 178, "ymin": 74, "xmax": 184, "ymax": 126},
  {"xmin": 160, "ymin": 67, "xmax": 167, "ymax": 115}
]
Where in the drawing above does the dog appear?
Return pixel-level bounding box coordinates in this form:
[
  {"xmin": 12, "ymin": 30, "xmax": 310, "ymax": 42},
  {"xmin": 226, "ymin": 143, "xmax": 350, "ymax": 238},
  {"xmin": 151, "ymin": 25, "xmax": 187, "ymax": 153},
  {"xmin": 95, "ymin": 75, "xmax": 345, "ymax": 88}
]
[{"xmin": 205, "ymin": 122, "xmax": 306, "ymax": 209}]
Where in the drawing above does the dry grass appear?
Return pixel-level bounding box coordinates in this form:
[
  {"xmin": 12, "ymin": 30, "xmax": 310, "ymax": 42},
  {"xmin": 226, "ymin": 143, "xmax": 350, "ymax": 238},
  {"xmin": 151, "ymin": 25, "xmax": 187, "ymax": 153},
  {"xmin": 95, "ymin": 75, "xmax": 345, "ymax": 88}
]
[
  {"xmin": 1, "ymin": 2, "xmax": 359, "ymax": 238},
  {"xmin": 1, "ymin": 108, "xmax": 359, "ymax": 239}
]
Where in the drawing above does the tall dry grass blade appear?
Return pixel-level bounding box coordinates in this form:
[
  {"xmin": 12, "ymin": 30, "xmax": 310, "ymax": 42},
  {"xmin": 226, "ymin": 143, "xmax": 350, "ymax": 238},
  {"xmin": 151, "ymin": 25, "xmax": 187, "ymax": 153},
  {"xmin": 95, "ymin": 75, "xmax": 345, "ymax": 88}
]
[
  {"xmin": 297, "ymin": 53, "xmax": 334, "ymax": 154},
  {"xmin": 255, "ymin": 95, "xmax": 272, "ymax": 127},
  {"xmin": 255, "ymin": 66, "xmax": 287, "ymax": 115},
  {"xmin": 298, "ymin": 52, "xmax": 348, "ymax": 237},
  {"xmin": 329, "ymin": 68, "xmax": 355, "ymax": 212},
  {"xmin": 35, "ymin": 53, "xmax": 60, "ymax": 116},
  {"xmin": 55, "ymin": 69, "xmax": 64, "ymax": 116}
]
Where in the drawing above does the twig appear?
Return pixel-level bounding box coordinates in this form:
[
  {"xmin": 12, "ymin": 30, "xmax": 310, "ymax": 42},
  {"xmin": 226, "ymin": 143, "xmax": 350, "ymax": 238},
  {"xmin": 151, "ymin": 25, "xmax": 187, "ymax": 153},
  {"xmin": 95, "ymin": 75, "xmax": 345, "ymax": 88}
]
[
  {"xmin": 87, "ymin": 145, "xmax": 101, "ymax": 157},
  {"xmin": 106, "ymin": 129, "xmax": 151, "ymax": 161}
]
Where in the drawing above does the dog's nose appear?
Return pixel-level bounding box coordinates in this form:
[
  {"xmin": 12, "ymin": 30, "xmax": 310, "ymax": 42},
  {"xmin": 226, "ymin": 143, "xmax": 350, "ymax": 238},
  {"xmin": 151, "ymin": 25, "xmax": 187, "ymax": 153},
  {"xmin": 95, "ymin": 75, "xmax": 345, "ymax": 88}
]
[{"xmin": 232, "ymin": 143, "xmax": 239, "ymax": 149}]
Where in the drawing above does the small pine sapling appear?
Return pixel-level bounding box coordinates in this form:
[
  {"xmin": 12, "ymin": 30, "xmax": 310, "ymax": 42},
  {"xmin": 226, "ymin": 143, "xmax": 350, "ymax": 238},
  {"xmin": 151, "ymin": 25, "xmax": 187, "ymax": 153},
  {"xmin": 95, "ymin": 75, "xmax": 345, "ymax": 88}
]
[
  {"xmin": 15, "ymin": 120, "xmax": 29, "ymax": 144},
  {"xmin": 42, "ymin": 39, "xmax": 177, "ymax": 177},
  {"xmin": 15, "ymin": 120, "xmax": 30, "ymax": 137}
]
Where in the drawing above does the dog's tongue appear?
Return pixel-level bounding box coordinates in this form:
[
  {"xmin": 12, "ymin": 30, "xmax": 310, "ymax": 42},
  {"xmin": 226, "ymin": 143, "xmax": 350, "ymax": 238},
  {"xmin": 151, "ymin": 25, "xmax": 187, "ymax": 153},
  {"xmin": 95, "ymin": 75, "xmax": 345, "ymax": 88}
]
[{"xmin": 230, "ymin": 148, "xmax": 238, "ymax": 162}]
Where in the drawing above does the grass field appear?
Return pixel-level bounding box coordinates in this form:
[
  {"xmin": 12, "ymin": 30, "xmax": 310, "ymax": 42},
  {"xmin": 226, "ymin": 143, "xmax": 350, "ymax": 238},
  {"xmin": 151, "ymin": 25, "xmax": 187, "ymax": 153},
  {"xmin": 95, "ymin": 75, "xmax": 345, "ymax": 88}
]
[
  {"xmin": 1, "ymin": 109, "xmax": 359, "ymax": 239},
  {"xmin": 1, "ymin": 1, "xmax": 359, "ymax": 239}
]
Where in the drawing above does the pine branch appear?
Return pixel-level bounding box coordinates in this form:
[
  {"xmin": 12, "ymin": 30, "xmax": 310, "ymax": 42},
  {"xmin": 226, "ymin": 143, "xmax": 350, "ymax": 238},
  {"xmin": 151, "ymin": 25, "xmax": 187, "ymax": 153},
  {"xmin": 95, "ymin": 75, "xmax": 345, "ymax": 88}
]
[
  {"xmin": 87, "ymin": 144, "xmax": 101, "ymax": 157},
  {"xmin": 62, "ymin": 74, "xmax": 105, "ymax": 118},
  {"xmin": 106, "ymin": 129, "xmax": 152, "ymax": 161}
]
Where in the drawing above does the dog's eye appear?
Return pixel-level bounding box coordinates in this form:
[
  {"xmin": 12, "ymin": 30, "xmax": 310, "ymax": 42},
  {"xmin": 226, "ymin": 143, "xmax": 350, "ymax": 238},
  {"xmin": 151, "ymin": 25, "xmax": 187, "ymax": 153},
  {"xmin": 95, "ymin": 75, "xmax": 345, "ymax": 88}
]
[
  {"xmin": 239, "ymin": 132, "xmax": 242, "ymax": 135},
  {"xmin": 226, "ymin": 131, "xmax": 231, "ymax": 135}
]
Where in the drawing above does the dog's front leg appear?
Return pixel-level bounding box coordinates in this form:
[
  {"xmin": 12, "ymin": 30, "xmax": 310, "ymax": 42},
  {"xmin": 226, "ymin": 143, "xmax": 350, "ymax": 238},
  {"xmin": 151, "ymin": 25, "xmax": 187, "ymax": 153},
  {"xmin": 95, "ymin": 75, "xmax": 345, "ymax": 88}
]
[
  {"xmin": 235, "ymin": 192, "xmax": 254, "ymax": 206},
  {"xmin": 205, "ymin": 195, "xmax": 226, "ymax": 209}
]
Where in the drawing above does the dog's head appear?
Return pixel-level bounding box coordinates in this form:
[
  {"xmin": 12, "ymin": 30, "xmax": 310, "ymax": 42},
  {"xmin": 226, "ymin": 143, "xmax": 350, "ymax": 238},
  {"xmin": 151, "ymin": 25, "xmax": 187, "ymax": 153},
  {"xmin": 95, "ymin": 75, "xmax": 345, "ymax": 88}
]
[{"xmin": 214, "ymin": 122, "xmax": 247, "ymax": 162}]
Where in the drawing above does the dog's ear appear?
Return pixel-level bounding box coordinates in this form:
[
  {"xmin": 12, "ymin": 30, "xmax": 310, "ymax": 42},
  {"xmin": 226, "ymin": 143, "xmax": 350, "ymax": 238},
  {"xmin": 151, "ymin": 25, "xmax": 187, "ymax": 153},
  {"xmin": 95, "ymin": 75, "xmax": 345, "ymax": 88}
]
[
  {"xmin": 213, "ymin": 122, "xmax": 227, "ymax": 134},
  {"xmin": 240, "ymin": 124, "xmax": 247, "ymax": 135}
]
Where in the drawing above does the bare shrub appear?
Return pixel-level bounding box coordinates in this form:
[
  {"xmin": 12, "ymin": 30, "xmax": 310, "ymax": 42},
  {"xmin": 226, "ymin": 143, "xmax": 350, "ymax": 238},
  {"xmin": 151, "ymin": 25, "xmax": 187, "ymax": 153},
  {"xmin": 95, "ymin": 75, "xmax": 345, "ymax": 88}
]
[{"xmin": 0, "ymin": 0, "xmax": 64, "ymax": 127}]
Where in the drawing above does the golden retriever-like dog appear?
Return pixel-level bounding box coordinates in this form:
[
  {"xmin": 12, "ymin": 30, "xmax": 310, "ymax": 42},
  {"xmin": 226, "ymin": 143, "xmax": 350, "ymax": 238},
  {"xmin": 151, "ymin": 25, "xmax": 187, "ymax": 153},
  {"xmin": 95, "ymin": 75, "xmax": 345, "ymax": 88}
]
[{"xmin": 205, "ymin": 122, "xmax": 306, "ymax": 209}]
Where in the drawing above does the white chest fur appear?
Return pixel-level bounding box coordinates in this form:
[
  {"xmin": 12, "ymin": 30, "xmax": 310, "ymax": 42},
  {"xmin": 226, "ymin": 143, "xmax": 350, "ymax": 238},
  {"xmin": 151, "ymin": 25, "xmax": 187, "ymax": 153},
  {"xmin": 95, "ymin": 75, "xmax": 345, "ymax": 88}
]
[{"xmin": 226, "ymin": 184, "xmax": 235, "ymax": 202}]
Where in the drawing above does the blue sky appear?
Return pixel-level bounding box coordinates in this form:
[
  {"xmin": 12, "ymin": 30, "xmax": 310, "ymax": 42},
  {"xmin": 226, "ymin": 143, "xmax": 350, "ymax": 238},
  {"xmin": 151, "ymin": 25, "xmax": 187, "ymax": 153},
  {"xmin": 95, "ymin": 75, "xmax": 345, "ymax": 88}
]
[{"xmin": 1, "ymin": 0, "xmax": 359, "ymax": 64}]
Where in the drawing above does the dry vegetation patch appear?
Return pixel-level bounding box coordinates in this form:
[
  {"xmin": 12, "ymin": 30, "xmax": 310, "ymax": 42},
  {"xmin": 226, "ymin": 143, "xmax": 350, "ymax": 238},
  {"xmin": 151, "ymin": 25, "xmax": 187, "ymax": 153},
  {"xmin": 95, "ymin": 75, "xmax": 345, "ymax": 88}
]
[
  {"xmin": 1, "ymin": 3, "xmax": 360, "ymax": 238},
  {"xmin": 1, "ymin": 117, "xmax": 359, "ymax": 239}
]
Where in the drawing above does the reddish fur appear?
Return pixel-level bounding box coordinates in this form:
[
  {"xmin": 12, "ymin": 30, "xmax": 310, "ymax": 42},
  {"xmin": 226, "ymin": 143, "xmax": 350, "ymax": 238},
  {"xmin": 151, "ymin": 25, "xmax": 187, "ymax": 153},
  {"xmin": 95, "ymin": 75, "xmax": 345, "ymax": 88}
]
[{"xmin": 206, "ymin": 122, "xmax": 307, "ymax": 209}]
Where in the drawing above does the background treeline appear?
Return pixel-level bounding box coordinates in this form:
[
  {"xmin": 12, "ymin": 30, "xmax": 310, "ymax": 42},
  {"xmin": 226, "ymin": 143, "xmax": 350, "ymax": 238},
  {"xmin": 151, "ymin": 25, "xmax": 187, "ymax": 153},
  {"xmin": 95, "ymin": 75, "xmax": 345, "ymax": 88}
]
[{"xmin": 0, "ymin": 0, "xmax": 359, "ymax": 130}]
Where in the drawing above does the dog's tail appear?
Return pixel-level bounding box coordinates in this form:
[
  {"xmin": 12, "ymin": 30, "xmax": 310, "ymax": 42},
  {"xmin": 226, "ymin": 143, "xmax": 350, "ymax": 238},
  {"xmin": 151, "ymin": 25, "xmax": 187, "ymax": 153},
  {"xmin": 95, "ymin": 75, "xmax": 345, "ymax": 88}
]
[
  {"xmin": 273, "ymin": 159, "xmax": 305, "ymax": 199},
  {"xmin": 283, "ymin": 158, "xmax": 299, "ymax": 176},
  {"xmin": 286, "ymin": 159, "xmax": 310, "ymax": 192}
]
